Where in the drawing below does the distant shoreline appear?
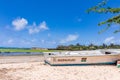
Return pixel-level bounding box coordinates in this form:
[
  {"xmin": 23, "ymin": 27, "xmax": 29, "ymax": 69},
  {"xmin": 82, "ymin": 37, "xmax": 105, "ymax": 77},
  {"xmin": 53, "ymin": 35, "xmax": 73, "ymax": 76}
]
[{"xmin": 0, "ymin": 48, "xmax": 61, "ymax": 53}]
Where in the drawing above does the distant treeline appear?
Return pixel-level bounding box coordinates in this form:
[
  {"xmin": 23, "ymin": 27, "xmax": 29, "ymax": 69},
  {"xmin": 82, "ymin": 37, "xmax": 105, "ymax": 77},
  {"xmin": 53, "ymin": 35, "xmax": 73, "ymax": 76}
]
[
  {"xmin": 56, "ymin": 43, "xmax": 120, "ymax": 50},
  {"xmin": 1, "ymin": 43, "xmax": 120, "ymax": 51}
]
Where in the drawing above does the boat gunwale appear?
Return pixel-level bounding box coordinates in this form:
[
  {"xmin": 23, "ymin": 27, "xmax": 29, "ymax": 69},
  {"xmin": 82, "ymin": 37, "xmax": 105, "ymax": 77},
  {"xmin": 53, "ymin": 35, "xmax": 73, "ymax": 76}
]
[{"xmin": 48, "ymin": 54, "xmax": 120, "ymax": 57}]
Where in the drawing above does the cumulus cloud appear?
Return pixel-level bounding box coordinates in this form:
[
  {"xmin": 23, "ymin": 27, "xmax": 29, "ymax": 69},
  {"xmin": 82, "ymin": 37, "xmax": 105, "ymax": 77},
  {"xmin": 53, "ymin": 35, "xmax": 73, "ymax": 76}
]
[
  {"xmin": 104, "ymin": 36, "xmax": 115, "ymax": 43},
  {"xmin": 11, "ymin": 17, "xmax": 49, "ymax": 34},
  {"xmin": 104, "ymin": 36, "xmax": 120, "ymax": 44},
  {"xmin": 29, "ymin": 21, "xmax": 49, "ymax": 34},
  {"xmin": 12, "ymin": 18, "xmax": 28, "ymax": 31},
  {"xmin": 60, "ymin": 34, "xmax": 79, "ymax": 43}
]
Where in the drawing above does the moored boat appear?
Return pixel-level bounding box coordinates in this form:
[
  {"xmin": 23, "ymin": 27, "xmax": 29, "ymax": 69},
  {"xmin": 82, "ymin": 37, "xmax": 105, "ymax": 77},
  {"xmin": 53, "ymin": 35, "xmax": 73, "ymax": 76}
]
[{"xmin": 44, "ymin": 49, "xmax": 120, "ymax": 66}]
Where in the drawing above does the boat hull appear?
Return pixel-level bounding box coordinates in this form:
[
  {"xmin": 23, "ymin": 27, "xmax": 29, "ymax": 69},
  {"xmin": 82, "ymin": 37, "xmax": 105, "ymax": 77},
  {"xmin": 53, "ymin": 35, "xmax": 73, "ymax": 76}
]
[{"xmin": 45, "ymin": 54, "xmax": 120, "ymax": 66}]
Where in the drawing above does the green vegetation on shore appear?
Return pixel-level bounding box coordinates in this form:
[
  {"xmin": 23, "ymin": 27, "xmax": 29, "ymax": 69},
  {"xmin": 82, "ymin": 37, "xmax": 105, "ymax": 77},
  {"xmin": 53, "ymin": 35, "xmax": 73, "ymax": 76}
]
[
  {"xmin": 56, "ymin": 43, "xmax": 120, "ymax": 50},
  {"xmin": 0, "ymin": 48, "xmax": 61, "ymax": 53},
  {"xmin": 0, "ymin": 43, "xmax": 120, "ymax": 53}
]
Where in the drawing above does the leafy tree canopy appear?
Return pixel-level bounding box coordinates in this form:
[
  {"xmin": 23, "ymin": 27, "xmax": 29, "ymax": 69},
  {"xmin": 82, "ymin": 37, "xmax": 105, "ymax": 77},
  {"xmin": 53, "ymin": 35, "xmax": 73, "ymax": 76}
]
[{"xmin": 87, "ymin": 0, "xmax": 120, "ymax": 33}]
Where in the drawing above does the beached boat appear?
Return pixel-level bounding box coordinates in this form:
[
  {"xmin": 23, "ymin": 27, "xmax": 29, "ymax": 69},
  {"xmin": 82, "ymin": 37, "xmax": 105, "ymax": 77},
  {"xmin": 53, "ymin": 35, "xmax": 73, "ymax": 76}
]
[{"xmin": 44, "ymin": 49, "xmax": 120, "ymax": 66}]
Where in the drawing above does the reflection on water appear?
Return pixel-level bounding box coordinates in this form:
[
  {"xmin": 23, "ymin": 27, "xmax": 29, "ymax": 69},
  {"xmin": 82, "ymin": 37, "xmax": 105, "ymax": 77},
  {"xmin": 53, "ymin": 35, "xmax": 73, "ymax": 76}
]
[{"xmin": 0, "ymin": 52, "xmax": 43, "ymax": 56}]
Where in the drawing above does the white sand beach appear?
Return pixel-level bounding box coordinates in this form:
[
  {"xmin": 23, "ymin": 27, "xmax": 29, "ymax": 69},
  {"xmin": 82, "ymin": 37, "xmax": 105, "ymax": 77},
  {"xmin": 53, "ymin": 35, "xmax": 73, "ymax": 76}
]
[
  {"xmin": 0, "ymin": 56, "xmax": 120, "ymax": 80},
  {"xmin": 0, "ymin": 56, "xmax": 44, "ymax": 64}
]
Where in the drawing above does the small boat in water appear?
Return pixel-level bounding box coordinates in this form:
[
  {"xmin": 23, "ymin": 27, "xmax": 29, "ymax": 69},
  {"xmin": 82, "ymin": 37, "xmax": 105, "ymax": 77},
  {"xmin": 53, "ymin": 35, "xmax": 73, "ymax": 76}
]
[{"xmin": 44, "ymin": 49, "xmax": 120, "ymax": 66}]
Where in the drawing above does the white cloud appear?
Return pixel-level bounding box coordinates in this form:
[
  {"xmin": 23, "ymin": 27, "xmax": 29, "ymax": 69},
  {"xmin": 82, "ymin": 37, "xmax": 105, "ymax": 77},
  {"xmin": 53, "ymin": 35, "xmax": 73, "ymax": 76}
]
[
  {"xmin": 11, "ymin": 17, "xmax": 49, "ymax": 34},
  {"xmin": 60, "ymin": 34, "xmax": 79, "ymax": 43},
  {"xmin": 29, "ymin": 21, "xmax": 49, "ymax": 34},
  {"xmin": 104, "ymin": 36, "xmax": 115, "ymax": 43},
  {"xmin": 104, "ymin": 37, "xmax": 120, "ymax": 44},
  {"xmin": 12, "ymin": 18, "xmax": 28, "ymax": 31},
  {"xmin": 29, "ymin": 28, "xmax": 40, "ymax": 34},
  {"xmin": 39, "ymin": 21, "xmax": 48, "ymax": 30}
]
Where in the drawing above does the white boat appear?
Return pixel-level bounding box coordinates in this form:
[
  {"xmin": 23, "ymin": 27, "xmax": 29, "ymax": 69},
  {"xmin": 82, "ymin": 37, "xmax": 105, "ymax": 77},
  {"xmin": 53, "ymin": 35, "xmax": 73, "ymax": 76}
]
[{"xmin": 44, "ymin": 49, "xmax": 120, "ymax": 66}]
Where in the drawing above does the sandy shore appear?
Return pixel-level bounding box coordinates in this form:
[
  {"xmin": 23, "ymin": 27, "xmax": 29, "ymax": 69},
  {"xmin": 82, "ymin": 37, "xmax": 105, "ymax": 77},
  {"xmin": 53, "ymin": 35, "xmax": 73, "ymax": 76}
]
[
  {"xmin": 0, "ymin": 61, "xmax": 120, "ymax": 80},
  {"xmin": 0, "ymin": 55, "xmax": 44, "ymax": 64}
]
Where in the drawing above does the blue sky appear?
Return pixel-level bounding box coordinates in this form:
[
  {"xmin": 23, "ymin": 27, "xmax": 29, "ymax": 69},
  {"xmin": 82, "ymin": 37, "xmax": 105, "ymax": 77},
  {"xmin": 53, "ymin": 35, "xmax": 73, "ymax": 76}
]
[{"xmin": 0, "ymin": 0, "xmax": 120, "ymax": 48}]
